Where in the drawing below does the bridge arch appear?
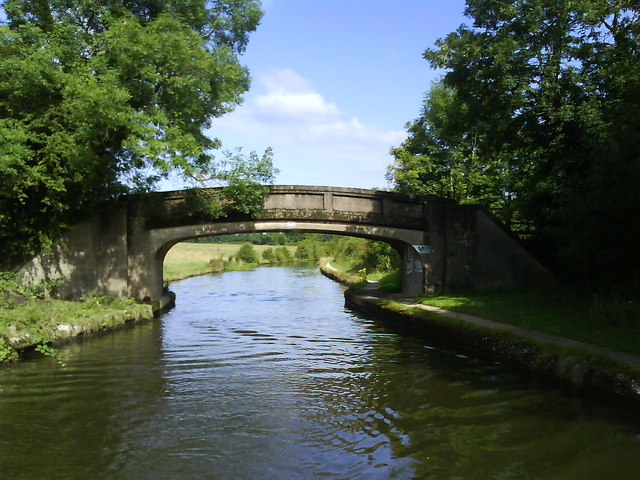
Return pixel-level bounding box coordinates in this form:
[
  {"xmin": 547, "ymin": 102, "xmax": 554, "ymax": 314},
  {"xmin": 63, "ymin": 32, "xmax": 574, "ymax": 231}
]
[
  {"xmin": 20, "ymin": 185, "xmax": 552, "ymax": 307},
  {"xmin": 149, "ymin": 219, "xmax": 429, "ymax": 302}
]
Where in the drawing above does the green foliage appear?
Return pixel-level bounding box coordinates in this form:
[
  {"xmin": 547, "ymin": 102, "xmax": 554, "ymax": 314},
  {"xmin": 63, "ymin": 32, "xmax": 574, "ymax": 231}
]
[
  {"xmin": 388, "ymin": 0, "xmax": 640, "ymax": 294},
  {"xmin": 261, "ymin": 248, "xmax": 275, "ymax": 262},
  {"xmin": 190, "ymin": 148, "xmax": 277, "ymax": 219},
  {"xmin": 0, "ymin": 336, "xmax": 18, "ymax": 363},
  {"xmin": 207, "ymin": 258, "xmax": 226, "ymax": 273},
  {"xmin": 322, "ymin": 237, "xmax": 401, "ymax": 292},
  {"xmin": 387, "ymin": 81, "xmax": 515, "ymax": 223},
  {"xmin": 0, "ymin": 292, "xmax": 149, "ymax": 363},
  {"xmin": 261, "ymin": 245, "xmax": 296, "ymax": 264},
  {"xmin": 235, "ymin": 243, "xmax": 259, "ymax": 264},
  {"xmin": 0, "ymin": 0, "xmax": 265, "ymax": 268},
  {"xmin": 0, "ymin": 271, "xmax": 58, "ymax": 306},
  {"xmin": 362, "ymin": 241, "xmax": 400, "ymax": 272},
  {"xmin": 273, "ymin": 246, "xmax": 293, "ymax": 264},
  {"xmin": 295, "ymin": 242, "xmax": 311, "ymax": 260},
  {"xmin": 323, "ymin": 237, "xmax": 399, "ymax": 273},
  {"xmin": 377, "ymin": 270, "xmax": 402, "ymax": 293},
  {"xmin": 294, "ymin": 239, "xmax": 325, "ymax": 261},
  {"xmin": 326, "ymin": 237, "xmax": 367, "ymax": 263},
  {"xmin": 35, "ymin": 343, "xmax": 65, "ymax": 366},
  {"xmin": 189, "ymin": 232, "xmax": 291, "ymax": 245}
]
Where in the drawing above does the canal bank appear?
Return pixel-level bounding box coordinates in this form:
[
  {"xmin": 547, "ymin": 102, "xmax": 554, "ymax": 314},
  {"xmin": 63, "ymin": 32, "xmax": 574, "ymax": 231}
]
[
  {"xmin": 320, "ymin": 265, "xmax": 640, "ymax": 410},
  {"xmin": 0, "ymin": 295, "xmax": 169, "ymax": 365}
]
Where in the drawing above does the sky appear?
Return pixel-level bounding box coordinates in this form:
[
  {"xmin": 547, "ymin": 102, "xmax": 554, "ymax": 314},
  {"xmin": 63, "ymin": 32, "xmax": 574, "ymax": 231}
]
[{"xmin": 177, "ymin": 0, "xmax": 470, "ymax": 190}]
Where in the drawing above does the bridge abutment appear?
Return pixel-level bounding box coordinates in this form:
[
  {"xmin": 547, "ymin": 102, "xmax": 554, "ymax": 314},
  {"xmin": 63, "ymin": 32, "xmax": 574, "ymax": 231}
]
[{"xmin": 401, "ymin": 245, "xmax": 426, "ymax": 296}]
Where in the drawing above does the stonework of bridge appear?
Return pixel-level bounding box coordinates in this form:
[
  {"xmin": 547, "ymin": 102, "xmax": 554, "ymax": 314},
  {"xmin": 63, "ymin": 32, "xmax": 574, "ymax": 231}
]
[{"xmin": 20, "ymin": 185, "xmax": 552, "ymax": 308}]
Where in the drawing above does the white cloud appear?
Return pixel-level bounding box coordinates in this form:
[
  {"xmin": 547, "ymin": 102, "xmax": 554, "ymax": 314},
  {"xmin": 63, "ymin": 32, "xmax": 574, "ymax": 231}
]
[
  {"xmin": 259, "ymin": 68, "xmax": 313, "ymax": 94},
  {"xmin": 255, "ymin": 91, "xmax": 340, "ymax": 123},
  {"xmin": 252, "ymin": 69, "xmax": 340, "ymax": 123},
  {"xmin": 209, "ymin": 68, "xmax": 406, "ymax": 189}
]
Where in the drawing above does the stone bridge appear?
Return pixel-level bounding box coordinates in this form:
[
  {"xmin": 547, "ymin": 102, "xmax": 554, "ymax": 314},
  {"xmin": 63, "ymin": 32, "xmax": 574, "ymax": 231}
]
[{"xmin": 20, "ymin": 185, "xmax": 551, "ymax": 309}]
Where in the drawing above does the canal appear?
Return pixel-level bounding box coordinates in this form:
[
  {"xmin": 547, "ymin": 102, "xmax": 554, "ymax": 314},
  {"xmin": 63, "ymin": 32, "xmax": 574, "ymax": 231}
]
[{"xmin": 0, "ymin": 266, "xmax": 639, "ymax": 479}]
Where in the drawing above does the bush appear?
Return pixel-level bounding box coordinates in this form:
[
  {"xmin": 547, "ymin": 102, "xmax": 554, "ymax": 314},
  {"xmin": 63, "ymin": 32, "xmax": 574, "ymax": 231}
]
[
  {"xmin": 295, "ymin": 243, "xmax": 311, "ymax": 260},
  {"xmin": 0, "ymin": 272, "xmax": 58, "ymax": 301},
  {"xmin": 236, "ymin": 243, "xmax": 259, "ymax": 264},
  {"xmin": 363, "ymin": 241, "xmax": 399, "ymax": 271},
  {"xmin": 207, "ymin": 258, "xmax": 225, "ymax": 272},
  {"xmin": 274, "ymin": 246, "xmax": 293, "ymax": 263},
  {"xmin": 295, "ymin": 240, "xmax": 326, "ymax": 261},
  {"xmin": 328, "ymin": 237, "xmax": 367, "ymax": 262},
  {"xmin": 262, "ymin": 248, "xmax": 275, "ymax": 263}
]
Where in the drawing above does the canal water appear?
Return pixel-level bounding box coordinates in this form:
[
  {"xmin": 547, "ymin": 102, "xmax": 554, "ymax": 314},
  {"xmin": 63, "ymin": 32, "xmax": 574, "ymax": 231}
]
[{"xmin": 0, "ymin": 266, "xmax": 639, "ymax": 479}]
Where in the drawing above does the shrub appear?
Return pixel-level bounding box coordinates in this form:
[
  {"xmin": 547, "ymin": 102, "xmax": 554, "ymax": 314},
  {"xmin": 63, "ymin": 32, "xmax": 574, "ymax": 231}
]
[
  {"xmin": 208, "ymin": 258, "xmax": 225, "ymax": 272},
  {"xmin": 236, "ymin": 243, "xmax": 259, "ymax": 264},
  {"xmin": 295, "ymin": 243, "xmax": 311, "ymax": 260},
  {"xmin": 262, "ymin": 248, "xmax": 275, "ymax": 263},
  {"xmin": 274, "ymin": 246, "xmax": 293, "ymax": 263}
]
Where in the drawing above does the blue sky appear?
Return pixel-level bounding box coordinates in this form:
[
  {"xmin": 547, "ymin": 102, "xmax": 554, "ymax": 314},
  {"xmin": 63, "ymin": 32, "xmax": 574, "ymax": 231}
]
[{"xmin": 191, "ymin": 1, "xmax": 471, "ymax": 190}]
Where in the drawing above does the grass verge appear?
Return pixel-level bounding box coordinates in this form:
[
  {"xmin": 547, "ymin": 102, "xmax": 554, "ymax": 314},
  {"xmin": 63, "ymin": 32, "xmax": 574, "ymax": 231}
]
[
  {"xmin": 354, "ymin": 295, "xmax": 640, "ymax": 382},
  {"xmin": 324, "ymin": 260, "xmax": 401, "ymax": 293},
  {"xmin": 323, "ymin": 261, "xmax": 639, "ymax": 358},
  {"xmin": 0, "ymin": 294, "xmax": 152, "ymax": 363},
  {"xmin": 415, "ymin": 290, "xmax": 640, "ymax": 356}
]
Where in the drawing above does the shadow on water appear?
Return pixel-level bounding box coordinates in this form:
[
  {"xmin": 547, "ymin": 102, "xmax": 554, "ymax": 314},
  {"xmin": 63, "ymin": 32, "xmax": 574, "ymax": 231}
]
[{"xmin": 0, "ymin": 321, "xmax": 166, "ymax": 479}]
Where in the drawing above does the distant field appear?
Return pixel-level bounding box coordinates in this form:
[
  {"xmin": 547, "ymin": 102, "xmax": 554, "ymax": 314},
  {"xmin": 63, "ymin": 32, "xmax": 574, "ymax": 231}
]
[{"xmin": 163, "ymin": 242, "xmax": 297, "ymax": 282}]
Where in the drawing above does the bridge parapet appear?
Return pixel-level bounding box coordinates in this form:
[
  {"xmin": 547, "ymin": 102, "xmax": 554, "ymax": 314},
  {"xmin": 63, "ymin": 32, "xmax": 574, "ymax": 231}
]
[{"xmin": 134, "ymin": 185, "xmax": 449, "ymax": 232}]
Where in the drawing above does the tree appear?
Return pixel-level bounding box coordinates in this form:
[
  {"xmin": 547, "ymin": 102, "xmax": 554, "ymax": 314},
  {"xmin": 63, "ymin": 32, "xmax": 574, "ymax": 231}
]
[
  {"xmin": 363, "ymin": 241, "xmax": 399, "ymax": 272},
  {"xmin": 261, "ymin": 247, "xmax": 274, "ymax": 263},
  {"xmin": 295, "ymin": 242, "xmax": 311, "ymax": 260},
  {"xmin": 294, "ymin": 238, "xmax": 325, "ymax": 261},
  {"xmin": 389, "ymin": 0, "xmax": 640, "ymax": 293},
  {"xmin": 273, "ymin": 246, "xmax": 293, "ymax": 264},
  {"xmin": 0, "ymin": 0, "xmax": 269, "ymax": 268},
  {"xmin": 189, "ymin": 147, "xmax": 277, "ymax": 219},
  {"xmin": 387, "ymin": 81, "xmax": 516, "ymax": 223},
  {"xmin": 236, "ymin": 243, "xmax": 258, "ymax": 264}
]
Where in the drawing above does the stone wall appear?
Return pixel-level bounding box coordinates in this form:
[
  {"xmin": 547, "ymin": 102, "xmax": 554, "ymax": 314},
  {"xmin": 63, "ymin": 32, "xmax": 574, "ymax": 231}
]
[
  {"xmin": 18, "ymin": 202, "xmax": 130, "ymax": 300},
  {"xmin": 442, "ymin": 205, "xmax": 553, "ymax": 292}
]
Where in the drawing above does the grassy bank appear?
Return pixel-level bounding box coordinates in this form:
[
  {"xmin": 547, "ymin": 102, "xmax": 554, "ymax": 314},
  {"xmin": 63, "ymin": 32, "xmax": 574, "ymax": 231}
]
[
  {"xmin": 163, "ymin": 242, "xmax": 297, "ymax": 282},
  {"xmin": 324, "ymin": 260, "xmax": 639, "ymax": 357},
  {"xmin": 415, "ymin": 291, "xmax": 640, "ymax": 356},
  {"xmin": 0, "ymin": 294, "xmax": 152, "ymax": 363},
  {"xmin": 346, "ymin": 293, "xmax": 640, "ymax": 409},
  {"xmin": 325, "ymin": 260, "xmax": 401, "ymax": 293}
]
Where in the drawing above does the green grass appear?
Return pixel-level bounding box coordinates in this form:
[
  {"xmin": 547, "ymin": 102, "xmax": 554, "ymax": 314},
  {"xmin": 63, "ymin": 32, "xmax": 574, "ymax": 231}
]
[
  {"xmin": 375, "ymin": 270, "xmax": 402, "ymax": 292},
  {"xmin": 163, "ymin": 243, "xmax": 297, "ymax": 281},
  {"xmin": 0, "ymin": 295, "xmax": 150, "ymax": 363},
  {"xmin": 324, "ymin": 261, "xmax": 639, "ymax": 357},
  {"xmin": 416, "ymin": 290, "xmax": 640, "ymax": 356},
  {"xmin": 163, "ymin": 258, "xmax": 214, "ymax": 282},
  {"xmin": 325, "ymin": 260, "xmax": 401, "ymax": 292},
  {"xmin": 0, "ymin": 296, "xmax": 143, "ymax": 333}
]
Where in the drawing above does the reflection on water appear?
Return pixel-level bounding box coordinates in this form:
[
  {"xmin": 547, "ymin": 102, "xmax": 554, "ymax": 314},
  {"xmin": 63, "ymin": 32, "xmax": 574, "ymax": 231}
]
[{"xmin": 0, "ymin": 267, "xmax": 639, "ymax": 479}]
